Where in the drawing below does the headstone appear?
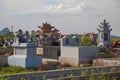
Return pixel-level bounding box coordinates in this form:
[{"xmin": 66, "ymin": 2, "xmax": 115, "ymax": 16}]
[
  {"xmin": 37, "ymin": 35, "xmax": 44, "ymax": 47},
  {"xmin": 97, "ymin": 19, "xmax": 112, "ymax": 48},
  {"xmin": 24, "ymin": 31, "xmax": 30, "ymax": 42},
  {"xmin": 72, "ymin": 36, "xmax": 81, "ymax": 46},
  {"xmin": 61, "ymin": 35, "xmax": 81, "ymax": 46},
  {"xmin": 61, "ymin": 36, "xmax": 73, "ymax": 46},
  {"xmin": 8, "ymin": 43, "xmax": 42, "ymax": 68}
]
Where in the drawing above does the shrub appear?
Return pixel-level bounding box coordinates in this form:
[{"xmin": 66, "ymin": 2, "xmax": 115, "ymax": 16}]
[{"xmin": 98, "ymin": 51, "xmax": 114, "ymax": 58}]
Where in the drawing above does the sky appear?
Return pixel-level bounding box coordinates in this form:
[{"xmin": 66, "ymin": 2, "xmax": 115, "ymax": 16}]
[{"xmin": 0, "ymin": 0, "xmax": 120, "ymax": 36}]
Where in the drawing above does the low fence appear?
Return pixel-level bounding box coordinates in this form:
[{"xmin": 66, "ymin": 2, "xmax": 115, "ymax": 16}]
[
  {"xmin": 52, "ymin": 72, "xmax": 120, "ymax": 80},
  {"xmin": 1, "ymin": 66, "xmax": 120, "ymax": 80}
]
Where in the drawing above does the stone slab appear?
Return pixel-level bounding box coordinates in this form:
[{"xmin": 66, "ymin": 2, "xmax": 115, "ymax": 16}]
[
  {"xmin": 59, "ymin": 57, "xmax": 78, "ymax": 67},
  {"xmin": 93, "ymin": 58, "xmax": 120, "ymax": 66}
]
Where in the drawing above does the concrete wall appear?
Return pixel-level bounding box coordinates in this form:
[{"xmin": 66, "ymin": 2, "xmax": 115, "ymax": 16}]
[
  {"xmin": 79, "ymin": 46, "xmax": 98, "ymax": 63},
  {"xmin": 0, "ymin": 47, "xmax": 13, "ymax": 65},
  {"xmin": 0, "ymin": 47, "xmax": 13, "ymax": 55},
  {"xmin": 0, "ymin": 55, "xmax": 8, "ymax": 65},
  {"xmin": 8, "ymin": 56, "xmax": 42, "ymax": 68},
  {"xmin": 1, "ymin": 66, "xmax": 120, "ymax": 80},
  {"xmin": 43, "ymin": 46, "xmax": 60, "ymax": 59},
  {"xmin": 13, "ymin": 43, "xmax": 37, "ymax": 56},
  {"xmin": 60, "ymin": 46, "xmax": 79, "ymax": 58},
  {"xmin": 8, "ymin": 43, "xmax": 42, "ymax": 68},
  {"xmin": 59, "ymin": 46, "xmax": 98, "ymax": 66},
  {"xmin": 59, "ymin": 46, "xmax": 79, "ymax": 66}
]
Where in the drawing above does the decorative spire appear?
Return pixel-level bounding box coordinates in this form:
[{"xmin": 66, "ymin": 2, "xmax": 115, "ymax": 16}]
[{"xmin": 97, "ymin": 19, "xmax": 112, "ymax": 32}]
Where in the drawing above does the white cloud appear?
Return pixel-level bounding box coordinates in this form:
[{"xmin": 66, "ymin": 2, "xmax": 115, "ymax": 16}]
[
  {"xmin": 45, "ymin": 2, "xmax": 85, "ymax": 14},
  {"xmin": 0, "ymin": 0, "xmax": 85, "ymax": 15}
]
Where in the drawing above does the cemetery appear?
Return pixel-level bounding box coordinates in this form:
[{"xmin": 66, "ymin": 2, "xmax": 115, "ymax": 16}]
[{"xmin": 0, "ymin": 20, "xmax": 120, "ymax": 79}]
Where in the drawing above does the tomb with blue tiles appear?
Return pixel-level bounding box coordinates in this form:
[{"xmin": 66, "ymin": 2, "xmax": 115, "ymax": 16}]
[{"xmin": 8, "ymin": 29, "xmax": 42, "ymax": 68}]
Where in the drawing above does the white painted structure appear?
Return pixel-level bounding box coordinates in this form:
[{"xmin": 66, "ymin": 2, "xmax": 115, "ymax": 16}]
[
  {"xmin": 97, "ymin": 19, "xmax": 112, "ymax": 48},
  {"xmin": 59, "ymin": 36, "xmax": 98, "ymax": 66},
  {"xmin": 8, "ymin": 43, "xmax": 42, "ymax": 68}
]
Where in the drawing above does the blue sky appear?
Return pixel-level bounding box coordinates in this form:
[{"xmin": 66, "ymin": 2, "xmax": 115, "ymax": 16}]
[{"xmin": 0, "ymin": 0, "xmax": 120, "ymax": 36}]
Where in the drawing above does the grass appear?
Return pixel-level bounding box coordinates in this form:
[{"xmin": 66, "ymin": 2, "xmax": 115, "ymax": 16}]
[
  {"xmin": 98, "ymin": 51, "xmax": 112, "ymax": 55},
  {"xmin": 111, "ymin": 37, "xmax": 120, "ymax": 42},
  {"xmin": 0, "ymin": 66, "xmax": 35, "ymax": 75},
  {"xmin": 0, "ymin": 63, "xmax": 72, "ymax": 75},
  {"xmin": 0, "ymin": 65, "xmax": 119, "ymax": 80},
  {"xmin": 98, "ymin": 51, "xmax": 115, "ymax": 58}
]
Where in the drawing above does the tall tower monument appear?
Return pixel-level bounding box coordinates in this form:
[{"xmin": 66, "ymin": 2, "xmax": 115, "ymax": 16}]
[{"xmin": 97, "ymin": 19, "xmax": 112, "ymax": 48}]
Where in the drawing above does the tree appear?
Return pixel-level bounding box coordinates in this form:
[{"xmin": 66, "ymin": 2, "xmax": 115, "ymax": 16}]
[
  {"xmin": 82, "ymin": 37, "xmax": 91, "ymax": 46},
  {"xmin": 31, "ymin": 30, "xmax": 36, "ymax": 37},
  {"xmin": 4, "ymin": 32, "xmax": 14, "ymax": 39},
  {"xmin": 0, "ymin": 32, "xmax": 14, "ymax": 47}
]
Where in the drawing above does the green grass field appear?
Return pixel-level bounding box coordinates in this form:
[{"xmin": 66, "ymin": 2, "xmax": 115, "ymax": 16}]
[{"xmin": 0, "ymin": 66, "xmax": 35, "ymax": 75}]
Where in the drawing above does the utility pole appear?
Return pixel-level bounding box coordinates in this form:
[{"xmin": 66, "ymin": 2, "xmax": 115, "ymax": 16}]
[{"xmin": 11, "ymin": 26, "xmax": 13, "ymax": 33}]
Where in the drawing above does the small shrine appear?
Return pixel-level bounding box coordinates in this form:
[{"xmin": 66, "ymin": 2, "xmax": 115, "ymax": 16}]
[
  {"xmin": 38, "ymin": 22, "xmax": 54, "ymax": 35},
  {"xmin": 97, "ymin": 19, "xmax": 112, "ymax": 48},
  {"xmin": 8, "ymin": 30, "xmax": 42, "ymax": 68}
]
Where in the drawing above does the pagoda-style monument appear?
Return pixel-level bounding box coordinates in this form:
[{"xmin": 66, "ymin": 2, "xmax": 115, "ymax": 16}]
[
  {"xmin": 97, "ymin": 19, "xmax": 112, "ymax": 48},
  {"xmin": 37, "ymin": 22, "xmax": 60, "ymax": 46}
]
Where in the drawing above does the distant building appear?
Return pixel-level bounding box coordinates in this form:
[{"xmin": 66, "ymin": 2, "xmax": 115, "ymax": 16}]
[{"xmin": 89, "ymin": 32, "xmax": 97, "ymax": 42}]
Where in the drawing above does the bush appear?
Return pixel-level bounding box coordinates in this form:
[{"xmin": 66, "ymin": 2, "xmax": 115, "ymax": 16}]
[{"xmin": 82, "ymin": 37, "xmax": 91, "ymax": 46}]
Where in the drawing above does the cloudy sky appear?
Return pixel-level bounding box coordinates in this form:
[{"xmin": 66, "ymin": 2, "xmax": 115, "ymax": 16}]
[{"xmin": 0, "ymin": 0, "xmax": 120, "ymax": 36}]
